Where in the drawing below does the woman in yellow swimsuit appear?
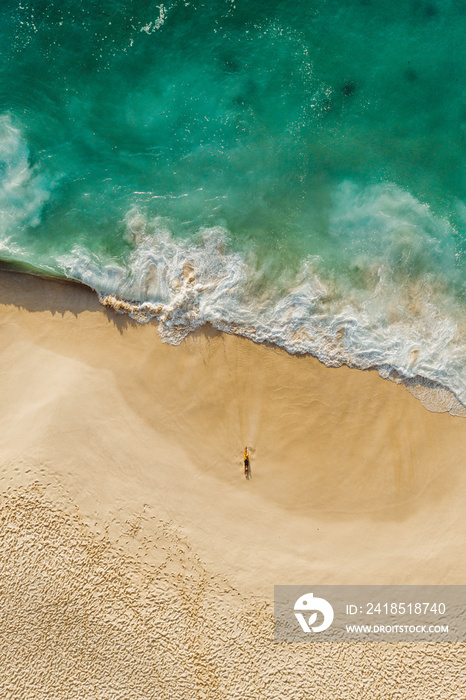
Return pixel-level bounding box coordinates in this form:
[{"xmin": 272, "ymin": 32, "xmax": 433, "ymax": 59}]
[{"xmin": 243, "ymin": 447, "xmax": 251, "ymax": 479}]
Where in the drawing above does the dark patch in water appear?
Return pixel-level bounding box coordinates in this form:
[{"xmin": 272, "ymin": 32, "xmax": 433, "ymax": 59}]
[
  {"xmin": 404, "ymin": 67, "xmax": 417, "ymax": 82},
  {"xmin": 222, "ymin": 56, "xmax": 240, "ymax": 73},
  {"xmin": 423, "ymin": 2, "xmax": 439, "ymax": 18},
  {"xmin": 341, "ymin": 80, "xmax": 357, "ymax": 97},
  {"xmin": 412, "ymin": 0, "xmax": 439, "ymax": 19}
]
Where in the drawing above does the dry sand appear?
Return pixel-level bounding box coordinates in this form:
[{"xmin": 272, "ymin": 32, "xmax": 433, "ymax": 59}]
[{"xmin": 0, "ymin": 269, "xmax": 465, "ymax": 698}]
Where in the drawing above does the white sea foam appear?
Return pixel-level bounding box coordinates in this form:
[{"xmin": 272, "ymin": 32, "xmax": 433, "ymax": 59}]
[
  {"xmin": 57, "ymin": 200, "xmax": 466, "ymax": 413},
  {"xmin": 140, "ymin": 5, "xmax": 168, "ymax": 34},
  {"xmin": 0, "ymin": 114, "xmax": 50, "ymax": 253}
]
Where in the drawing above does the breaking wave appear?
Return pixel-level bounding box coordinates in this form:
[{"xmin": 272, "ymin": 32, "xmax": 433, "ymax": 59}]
[{"xmin": 57, "ymin": 203, "xmax": 466, "ymax": 415}]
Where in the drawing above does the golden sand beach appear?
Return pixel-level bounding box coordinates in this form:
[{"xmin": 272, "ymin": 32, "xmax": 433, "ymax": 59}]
[{"xmin": 0, "ymin": 270, "xmax": 465, "ymax": 698}]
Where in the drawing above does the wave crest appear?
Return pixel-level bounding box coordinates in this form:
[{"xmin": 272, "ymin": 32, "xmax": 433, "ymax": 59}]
[{"xmin": 57, "ymin": 206, "xmax": 466, "ymax": 412}]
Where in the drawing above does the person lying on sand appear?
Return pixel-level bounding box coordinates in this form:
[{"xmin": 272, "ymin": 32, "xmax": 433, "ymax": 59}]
[{"xmin": 243, "ymin": 447, "xmax": 251, "ymax": 479}]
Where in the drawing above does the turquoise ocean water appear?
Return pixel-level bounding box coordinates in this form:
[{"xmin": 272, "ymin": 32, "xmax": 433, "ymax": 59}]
[{"xmin": 0, "ymin": 1, "xmax": 465, "ymax": 406}]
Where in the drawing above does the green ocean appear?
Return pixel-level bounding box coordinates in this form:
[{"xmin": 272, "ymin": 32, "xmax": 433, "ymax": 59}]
[{"xmin": 0, "ymin": 1, "xmax": 465, "ymax": 405}]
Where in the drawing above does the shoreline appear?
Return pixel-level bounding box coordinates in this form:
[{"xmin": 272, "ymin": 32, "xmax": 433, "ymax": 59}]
[
  {"xmin": 3, "ymin": 263, "xmax": 465, "ymax": 417},
  {"xmin": 0, "ymin": 268, "xmax": 465, "ymax": 696}
]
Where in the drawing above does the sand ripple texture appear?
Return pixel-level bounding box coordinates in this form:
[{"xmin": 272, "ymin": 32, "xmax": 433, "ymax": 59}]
[{"xmin": 0, "ymin": 484, "xmax": 464, "ymax": 700}]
